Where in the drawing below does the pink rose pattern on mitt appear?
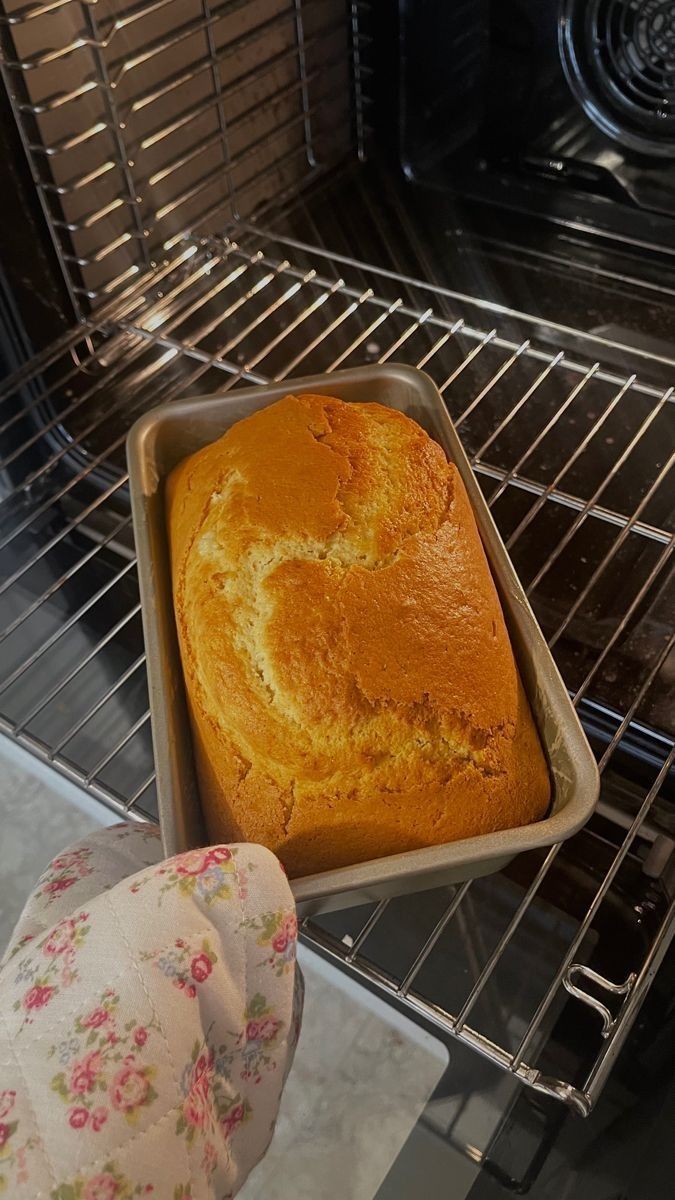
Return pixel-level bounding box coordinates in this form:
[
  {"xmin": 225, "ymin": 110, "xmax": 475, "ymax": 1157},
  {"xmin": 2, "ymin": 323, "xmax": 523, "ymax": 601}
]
[
  {"xmin": 0, "ymin": 1088, "xmax": 36, "ymax": 1191},
  {"xmin": 140, "ymin": 936, "xmax": 218, "ymax": 1000},
  {"xmin": 51, "ymin": 1160, "xmax": 153, "ymax": 1199},
  {"xmin": 35, "ymin": 848, "xmax": 95, "ymax": 904},
  {"xmin": 240, "ymin": 910, "xmax": 299, "ymax": 977},
  {"xmin": 11, "ymin": 912, "xmax": 92, "ymax": 1032},
  {"xmin": 0, "ymin": 824, "xmax": 302, "ymax": 1199},
  {"xmin": 48, "ymin": 988, "xmax": 160, "ymax": 1132}
]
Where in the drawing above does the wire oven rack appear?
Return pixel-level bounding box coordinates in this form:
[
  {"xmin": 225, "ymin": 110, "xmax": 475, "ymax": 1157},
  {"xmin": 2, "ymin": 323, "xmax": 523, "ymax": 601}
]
[
  {"xmin": 1, "ymin": 227, "xmax": 673, "ymax": 1116},
  {"xmin": 0, "ymin": 0, "xmax": 366, "ymax": 312}
]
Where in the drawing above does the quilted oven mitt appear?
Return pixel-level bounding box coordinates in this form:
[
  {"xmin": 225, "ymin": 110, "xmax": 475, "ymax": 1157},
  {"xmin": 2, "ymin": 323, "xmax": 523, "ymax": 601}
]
[{"xmin": 0, "ymin": 823, "xmax": 303, "ymax": 1200}]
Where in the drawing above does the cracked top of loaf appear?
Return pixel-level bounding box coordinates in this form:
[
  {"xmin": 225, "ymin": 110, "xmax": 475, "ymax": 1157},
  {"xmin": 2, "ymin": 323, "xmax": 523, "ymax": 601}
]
[{"xmin": 166, "ymin": 392, "xmax": 550, "ymax": 877}]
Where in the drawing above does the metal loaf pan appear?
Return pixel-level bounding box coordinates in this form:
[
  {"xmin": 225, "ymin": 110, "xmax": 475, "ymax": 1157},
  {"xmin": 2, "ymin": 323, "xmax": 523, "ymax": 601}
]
[{"xmin": 127, "ymin": 364, "xmax": 599, "ymax": 915}]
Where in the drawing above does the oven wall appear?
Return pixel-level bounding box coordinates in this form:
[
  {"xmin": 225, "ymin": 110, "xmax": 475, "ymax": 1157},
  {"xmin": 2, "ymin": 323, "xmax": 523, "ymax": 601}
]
[{"xmin": 0, "ymin": 0, "xmax": 361, "ymax": 314}]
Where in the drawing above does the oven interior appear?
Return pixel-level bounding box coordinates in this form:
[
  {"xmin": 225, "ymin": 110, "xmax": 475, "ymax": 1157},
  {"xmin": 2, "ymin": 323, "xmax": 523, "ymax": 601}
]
[{"xmin": 0, "ymin": 0, "xmax": 674, "ymax": 1152}]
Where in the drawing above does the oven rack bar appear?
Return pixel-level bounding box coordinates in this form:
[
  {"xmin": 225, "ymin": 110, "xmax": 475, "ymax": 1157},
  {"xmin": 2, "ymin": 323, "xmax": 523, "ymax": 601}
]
[
  {"xmin": 4, "ymin": 1, "xmax": 285, "ymax": 81},
  {"xmin": 0, "ymin": 232, "xmax": 673, "ymax": 1116},
  {"xmin": 41, "ymin": 119, "xmax": 347, "ymax": 268},
  {"xmin": 2, "ymin": 238, "xmax": 671, "ymax": 549},
  {"xmin": 0, "ymin": 0, "xmax": 369, "ymax": 310},
  {"xmin": 238, "ymin": 222, "xmax": 675, "ymax": 378}
]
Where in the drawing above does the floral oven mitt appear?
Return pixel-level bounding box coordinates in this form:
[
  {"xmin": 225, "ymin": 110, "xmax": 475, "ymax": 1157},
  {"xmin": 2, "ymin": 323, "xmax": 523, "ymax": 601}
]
[{"xmin": 0, "ymin": 824, "xmax": 302, "ymax": 1200}]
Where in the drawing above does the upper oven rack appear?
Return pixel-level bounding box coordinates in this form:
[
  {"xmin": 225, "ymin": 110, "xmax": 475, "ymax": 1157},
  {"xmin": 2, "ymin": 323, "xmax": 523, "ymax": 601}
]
[{"xmin": 1, "ymin": 226, "xmax": 673, "ymax": 1117}]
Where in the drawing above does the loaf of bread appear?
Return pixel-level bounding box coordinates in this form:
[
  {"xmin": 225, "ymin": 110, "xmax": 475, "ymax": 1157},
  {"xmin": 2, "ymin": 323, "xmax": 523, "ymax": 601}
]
[{"xmin": 167, "ymin": 393, "xmax": 550, "ymax": 877}]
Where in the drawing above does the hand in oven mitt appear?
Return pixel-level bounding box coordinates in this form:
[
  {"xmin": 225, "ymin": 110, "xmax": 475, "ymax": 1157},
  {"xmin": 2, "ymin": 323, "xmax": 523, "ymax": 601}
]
[{"xmin": 0, "ymin": 823, "xmax": 302, "ymax": 1199}]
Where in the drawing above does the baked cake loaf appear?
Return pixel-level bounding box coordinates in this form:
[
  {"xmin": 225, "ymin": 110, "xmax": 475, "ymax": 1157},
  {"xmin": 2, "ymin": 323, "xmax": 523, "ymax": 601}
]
[{"xmin": 167, "ymin": 393, "xmax": 550, "ymax": 877}]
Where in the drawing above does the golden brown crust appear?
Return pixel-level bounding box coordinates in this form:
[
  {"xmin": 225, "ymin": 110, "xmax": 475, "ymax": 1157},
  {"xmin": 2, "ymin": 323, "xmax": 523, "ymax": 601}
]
[{"xmin": 167, "ymin": 393, "xmax": 550, "ymax": 876}]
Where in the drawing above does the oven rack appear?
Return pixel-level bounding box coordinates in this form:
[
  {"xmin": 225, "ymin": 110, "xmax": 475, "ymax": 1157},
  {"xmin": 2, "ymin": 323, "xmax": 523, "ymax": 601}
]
[
  {"xmin": 0, "ymin": 0, "xmax": 368, "ymax": 311},
  {"xmin": 1, "ymin": 229, "xmax": 674, "ymax": 1116}
]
